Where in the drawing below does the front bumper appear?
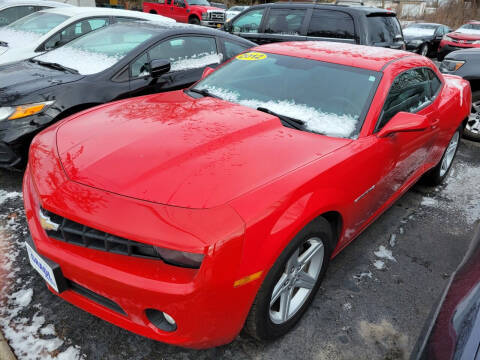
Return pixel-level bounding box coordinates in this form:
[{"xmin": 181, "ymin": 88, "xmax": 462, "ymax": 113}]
[
  {"xmin": 438, "ymin": 42, "xmax": 480, "ymax": 58},
  {"xmin": 23, "ymin": 145, "xmax": 259, "ymax": 348},
  {"xmin": 200, "ymin": 20, "xmax": 224, "ymax": 28}
]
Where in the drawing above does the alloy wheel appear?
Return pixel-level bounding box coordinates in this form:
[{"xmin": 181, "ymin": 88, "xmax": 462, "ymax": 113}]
[
  {"xmin": 439, "ymin": 131, "xmax": 460, "ymax": 177},
  {"xmin": 269, "ymin": 237, "xmax": 324, "ymax": 324},
  {"xmin": 466, "ymin": 100, "xmax": 480, "ymax": 136}
]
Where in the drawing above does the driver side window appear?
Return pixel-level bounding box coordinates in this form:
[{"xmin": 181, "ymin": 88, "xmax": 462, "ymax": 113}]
[
  {"xmin": 377, "ymin": 68, "xmax": 432, "ymax": 130},
  {"xmin": 232, "ymin": 8, "xmax": 264, "ymax": 34}
]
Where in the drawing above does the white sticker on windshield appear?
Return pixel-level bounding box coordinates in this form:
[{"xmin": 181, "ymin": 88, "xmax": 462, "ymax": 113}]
[{"xmin": 369, "ymin": 76, "xmax": 376, "ymax": 82}]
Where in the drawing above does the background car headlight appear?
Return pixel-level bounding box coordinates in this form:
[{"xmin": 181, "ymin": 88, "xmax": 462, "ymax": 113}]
[
  {"xmin": 440, "ymin": 59, "xmax": 465, "ymax": 72},
  {"xmin": 154, "ymin": 246, "xmax": 204, "ymax": 268},
  {"xmin": 443, "ymin": 35, "xmax": 453, "ymax": 42},
  {"xmin": 0, "ymin": 101, "xmax": 54, "ymax": 121}
]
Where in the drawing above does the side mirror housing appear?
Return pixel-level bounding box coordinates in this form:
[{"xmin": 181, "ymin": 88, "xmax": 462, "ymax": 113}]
[
  {"xmin": 201, "ymin": 66, "xmax": 215, "ymax": 79},
  {"xmin": 150, "ymin": 59, "xmax": 171, "ymax": 78},
  {"xmin": 377, "ymin": 112, "xmax": 429, "ymax": 138}
]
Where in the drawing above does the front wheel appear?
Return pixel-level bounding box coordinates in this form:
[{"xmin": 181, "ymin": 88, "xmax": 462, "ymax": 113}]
[
  {"xmin": 464, "ymin": 90, "xmax": 480, "ymax": 141},
  {"xmin": 424, "ymin": 127, "xmax": 461, "ymax": 186},
  {"xmin": 244, "ymin": 218, "xmax": 333, "ymax": 340},
  {"xmin": 188, "ymin": 17, "xmax": 200, "ymax": 25},
  {"xmin": 420, "ymin": 43, "xmax": 429, "ymax": 57}
]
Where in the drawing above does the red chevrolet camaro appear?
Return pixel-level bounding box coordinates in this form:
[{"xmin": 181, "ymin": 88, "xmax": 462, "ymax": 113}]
[{"xmin": 23, "ymin": 42, "xmax": 470, "ymax": 348}]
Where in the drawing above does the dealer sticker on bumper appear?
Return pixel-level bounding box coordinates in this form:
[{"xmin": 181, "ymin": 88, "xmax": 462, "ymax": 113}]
[{"xmin": 26, "ymin": 242, "xmax": 59, "ymax": 292}]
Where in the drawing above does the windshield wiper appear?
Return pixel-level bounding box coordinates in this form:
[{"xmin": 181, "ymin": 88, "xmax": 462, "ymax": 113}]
[
  {"xmin": 31, "ymin": 59, "xmax": 79, "ymax": 74},
  {"xmin": 0, "ymin": 41, "xmax": 8, "ymax": 47},
  {"xmin": 187, "ymin": 88, "xmax": 220, "ymax": 99},
  {"xmin": 257, "ymin": 107, "xmax": 305, "ymax": 129}
]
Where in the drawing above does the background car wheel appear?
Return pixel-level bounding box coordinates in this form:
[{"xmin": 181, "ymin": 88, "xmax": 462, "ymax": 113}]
[
  {"xmin": 424, "ymin": 127, "xmax": 461, "ymax": 186},
  {"xmin": 188, "ymin": 17, "xmax": 200, "ymax": 25},
  {"xmin": 420, "ymin": 43, "xmax": 429, "ymax": 57},
  {"xmin": 464, "ymin": 90, "xmax": 480, "ymax": 141},
  {"xmin": 244, "ymin": 217, "xmax": 333, "ymax": 341}
]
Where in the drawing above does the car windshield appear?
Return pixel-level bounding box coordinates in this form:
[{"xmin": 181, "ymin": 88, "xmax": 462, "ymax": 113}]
[
  {"xmin": 456, "ymin": 23, "xmax": 480, "ymax": 35},
  {"xmin": 367, "ymin": 15, "xmax": 403, "ymax": 44},
  {"xmin": 403, "ymin": 25, "xmax": 436, "ymax": 36},
  {"xmin": 189, "ymin": 0, "xmax": 210, "ymax": 6},
  {"xmin": 192, "ymin": 52, "xmax": 379, "ymax": 139},
  {"xmin": 34, "ymin": 25, "xmax": 156, "ymax": 75},
  {"xmin": 8, "ymin": 11, "xmax": 68, "ymax": 35}
]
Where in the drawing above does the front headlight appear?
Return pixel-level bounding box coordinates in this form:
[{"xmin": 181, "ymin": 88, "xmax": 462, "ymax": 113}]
[
  {"xmin": 443, "ymin": 35, "xmax": 453, "ymax": 42},
  {"xmin": 201, "ymin": 12, "xmax": 208, "ymax": 20},
  {"xmin": 154, "ymin": 246, "xmax": 204, "ymax": 269},
  {"xmin": 440, "ymin": 59, "xmax": 465, "ymax": 72},
  {"xmin": 0, "ymin": 101, "xmax": 54, "ymax": 121},
  {"xmin": 473, "ymin": 40, "xmax": 480, "ymax": 44}
]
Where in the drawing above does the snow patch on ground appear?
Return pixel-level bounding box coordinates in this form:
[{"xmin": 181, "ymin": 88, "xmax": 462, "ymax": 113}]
[
  {"xmin": 0, "ymin": 196, "xmax": 85, "ymax": 360},
  {"xmin": 421, "ymin": 197, "xmax": 438, "ymax": 206},
  {"xmin": 354, "ymin": 271, "xmax": 373, "ymax": 281},
  {"xmin": 374, "ymin": 246, "xmax": 396, "ymax": 262},
  {"xmin": 389, "ymin": 234, "xmax": 397, "ymax": 248},
  {"xmin": 343, "ymin": 302, "xmax": 352, "ymax": 311},
  {"xmin": 373, "ymin": 260, "xmax": 385, "ymax": 270},
  {"xmin": 203, "ymin": 86, "xmax": 358, "ymax": 138}
]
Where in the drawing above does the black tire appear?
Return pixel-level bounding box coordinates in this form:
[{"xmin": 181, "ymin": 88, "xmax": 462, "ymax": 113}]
[
  {"xmin": 463, "ymin": 90, "xmax": 480, "ymax": 141},
  {"xmin": 420, "ymin": 43, "xmax": 429, "ymax": 57},
  {"xmin": 424, "ymin": 126, "xmax": 461, "ymax": 186},
  {"xmin": 188, "ymin": 16, "xmax": 200, "ymax": 25},
  {"xmin": 244, "ymin": 217, "xmax": 333, "ymax": 341}
]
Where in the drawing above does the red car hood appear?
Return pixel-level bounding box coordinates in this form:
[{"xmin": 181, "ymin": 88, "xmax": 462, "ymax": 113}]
[
  {"xmin": 193, "ymin": 5, "xmax": 224, "ymax": 10},
  {"xmin": 56, "ymin": 91, "xmax": 350, "ymax": 209},
  {"xmin": 449, "ymin": 31, "xmax": 480, "ymax": 40}
]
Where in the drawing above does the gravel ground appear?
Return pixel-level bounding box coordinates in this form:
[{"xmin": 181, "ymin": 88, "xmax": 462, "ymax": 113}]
[{"xmin": 0, "ymin": 138, "xmax": 479, "ymax": 360}]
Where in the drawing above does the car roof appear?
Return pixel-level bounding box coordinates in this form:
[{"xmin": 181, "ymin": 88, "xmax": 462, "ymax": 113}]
[
  {"xmin": 253, "ymin": 2, "xmax": 396, "ymax": 15},
  {"xmin": 39, "ymin": 6, "xmax": 173, "ymax": 21},
  {"xmin": 0, "ymin": 0, "xmax": 72, "ymax": 8},
  {"xmin": 252, "ymin": 41, "xmax": 413, "ymax": 72}
]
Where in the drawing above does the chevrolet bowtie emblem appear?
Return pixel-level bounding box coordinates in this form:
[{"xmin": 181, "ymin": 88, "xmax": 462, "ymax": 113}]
[{"xmin": 39, "ymin": 210, "xmax": 59, "ymax": 232}]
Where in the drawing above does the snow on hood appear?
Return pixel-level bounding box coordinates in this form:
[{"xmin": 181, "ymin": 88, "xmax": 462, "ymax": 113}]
[
  {"xmin": 0, "ymin": 28, "xmax": 41, "ymax": 48},
  {"xmin": 455, "ymin": 28, "xmax": 480, "ymax": 35},
  {"xmin": 403, "ymin": 27, "xmax": 435, "ymax": 37},
  {"xmin": 202, "ymin": 86, "xmax": 358, "ymax": 138},
  {"xmin": 35, "ymin": 47, "xmax": 122, "ymax": 75}
]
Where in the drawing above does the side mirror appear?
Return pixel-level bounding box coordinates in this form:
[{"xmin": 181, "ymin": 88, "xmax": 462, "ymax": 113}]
[
  {"xmin": 201, "ymin": 66, "xmax": 215, "ymax": 79},
  {"xmin": 150, "ymin": 59, "xmax": 171, "ymax": 78},
  {"xmin": 223, "ymin": 20, "xmax": 232, "ymax": 32},
  {"xmin": 377, "ymin": 112, "xmax": 429, "ymax": 138}
]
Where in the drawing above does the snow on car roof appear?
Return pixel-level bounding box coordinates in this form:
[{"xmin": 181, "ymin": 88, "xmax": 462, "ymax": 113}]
[
  {"xmin": 0, "ymin": 0, "xmax": 72, "ymax": 8},
  {"xmin": 253, "ymin": 41, "xmax": 413, "ymax": 72},
  {"xmin": 40, "ymin": 6, "xmax": 175, "ymax": 22}
]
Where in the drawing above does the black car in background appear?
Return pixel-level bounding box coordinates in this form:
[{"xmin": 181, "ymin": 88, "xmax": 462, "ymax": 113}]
[
  {"xmin": 412, "ymin": 225, "xmax": 480, "ymax": 360},
  {"xmin": 0, "ymin": 22, "xmax": 255, "ymax": 169},
  {"xmin": 223, "ymin": 2, "xmax": 405, "ymax": 49},
  {"xmin": 440, "ymin": 48, "xmax": 480, "ymax": 141},
  {"xmin": 403, "ymin": 22, "xmax": 451, "ymax": 57}
]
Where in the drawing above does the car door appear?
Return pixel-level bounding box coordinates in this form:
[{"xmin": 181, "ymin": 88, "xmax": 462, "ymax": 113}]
[
  {"xmin": 374, "ymin": 68, "xmax": 439, "ymax": 198},
  {"xmin": 433, "ymin": 26, "xmax": 444, "ymax": 50},
  {"xmin": 173, "ymin": 0, "xmax": 187, "ymax": 22},
  {"xmin": 257, "ymin": 7, "xmax": 308, "ymax": 44},
  {"xmin": 306, "ymin": 9, "xmax": 357, "ymax": 44},
  {"xmin": 128, "ymin": 35, "xmax": 222, "ymax": 96},
  {"xmin": 229, "ymin": 7, "xmax": 266, "ymax": 44}
]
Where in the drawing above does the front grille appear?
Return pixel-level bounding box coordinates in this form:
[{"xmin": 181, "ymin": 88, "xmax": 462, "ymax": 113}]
[
  {"xmin": 209, "ymin": 11, "xmax": 224, "ymax": 21},
  {"xmin": 42, "ymin": 208, "xmax": 162, "ymax": 260},
  {"xmin": 67, "ymin": 279, "xmax": 126, "ymax": 315},
  {"xmin": 452, "ymin": 38, "xmax": 474, "ymax": 44}
]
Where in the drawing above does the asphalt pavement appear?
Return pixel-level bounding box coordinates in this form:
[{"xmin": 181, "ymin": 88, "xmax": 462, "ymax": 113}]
[{"xmin": 0, "ymin": 138, "xmax": 479, "ymax": 360}]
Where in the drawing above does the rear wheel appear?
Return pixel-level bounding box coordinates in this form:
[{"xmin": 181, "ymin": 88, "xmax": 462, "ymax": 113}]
[
  {"xmin": 464, "ymin": 90, "xmax": 480, "ymax": 141},
  {"xmin": 244, "ymin": 218, "xmax": 333, "ymax": 340},
  {"xmin": 188, "ymin": 16, "xmax": 200, "ymax": 25},
  {"xmin": 424, "ymin": 127, "xmax": 461, "ymax": 185}
]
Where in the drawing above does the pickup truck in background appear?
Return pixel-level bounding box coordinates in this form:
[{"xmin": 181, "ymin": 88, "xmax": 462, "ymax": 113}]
[{"xmin": 143, "ymin": 0, "xmax": 225, "ymax": 27}]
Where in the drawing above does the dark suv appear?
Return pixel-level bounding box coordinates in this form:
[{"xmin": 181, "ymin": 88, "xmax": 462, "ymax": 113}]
[{"xmin": 223, "ymin": 2, "xmax": 405, "ymax": 49}]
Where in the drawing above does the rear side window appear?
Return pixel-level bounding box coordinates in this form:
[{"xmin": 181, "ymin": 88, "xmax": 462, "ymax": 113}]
[
  {"xmin": 223, "ymin": 39, "xmax": 250, "ymax": 59},
  {"xmin": 367, "ymin": 15, "xmax": 402, "ymax": 45},
  {"xmin": 231, "ymin": 8, "xmax": 264, "ymax": 33},
  {"xmin": 264, "ymin": 8, "xmax": 307, "ymax": 35},
  {"xmin": 425, "ymin": 68, "xmax": 442, "ymax": 97},
  {"xmin": 307, "ymin": 10, "xmax": 355, "ymax": 39},
  {"xmin": 0, "ymin": 6, "xmax": 36, "ymax": 26},
  {"xmin": 377, "ymin": 68, "xmax": 432, "ymax": 129}
]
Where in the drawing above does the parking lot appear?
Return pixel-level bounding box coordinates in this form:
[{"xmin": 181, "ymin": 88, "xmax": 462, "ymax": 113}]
[{"xmin": 1, "ymin": 137, "xmax": 479, "ymax": 360}]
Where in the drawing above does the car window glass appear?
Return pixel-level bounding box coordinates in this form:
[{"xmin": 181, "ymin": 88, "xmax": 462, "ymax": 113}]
[
  {"xmin": 425, "ymin": 68, "xmax": 441, "ymax": 97},
  {"xmin": 148, "ymin": 36, "xmax": 221, "ymax": 72},
  {"xmin": 307, "ymin": 9, "xmax": 355, "ymax": 39},
  {"xmin": 44, "ymin": 18, "xmax": 109, "ymax": 50},
  {"xmin": 367, "ymin": 15, "xmax": 402, "ymax": 44},
  {"xmin": 0, "ymin": 6, "xmax": 36, "ymax": 27},
  {"xmin": 264, "ymin": 8, "xmax": 306, "ymax": 35},
  {"xmin": 8, "ymin": 12, "xmax": 68, "ymax": 35},
  {"xmin": 223, "ymin": 40, "xmax": 249, "ymax": 59},
  {"xmin": 114, "ymin": 17, "xmax": 144, "ymax": 23},
  {"xmin": 231, "ymin": 8, "xmax": 264, "ymax": 33},
  {"xmin": 131, "ymin": 52, "xmax": 150, "ymax": 78},
  {"xmin": 378, "ymin": 68, "xmax": 432, "ymax": 129}
]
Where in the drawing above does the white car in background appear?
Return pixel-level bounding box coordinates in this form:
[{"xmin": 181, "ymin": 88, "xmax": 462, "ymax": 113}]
[
  {"xmin": 0, "ymin": 6, "xmax": 175, "ymax": 66},
  {"xmin": 0, "ymin": 0, "xmax": 73, "ymax": 27},
  {"xmin": 225, "ymin": 5, "xmax": 248, "ymax": 21}
]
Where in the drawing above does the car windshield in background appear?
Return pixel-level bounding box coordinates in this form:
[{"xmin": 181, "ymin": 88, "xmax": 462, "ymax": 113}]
[
  {"xmin": 456, "ymin": 23, "xmax": 480, "ymax": 35},
  {"xmin": 35, "ymin": 26, "xmax": 156, "ymax": 75},
  {"xmin": 367, "ymin": 15, "xmax": 402, "ymax": 44},
  {"xmin": 193, "ymin": 52, "xmax": 379, "ymax": 139},
  {"xmin": 8, "ymin": 12, "xmax": 68, "ymax": 35},
  {"xmin": 403, "ymin": 25, "xmax": 436, "ymax": 37},
  {"xmin": 189, "ymin": 0, "xmax": 210, "ymax": 6}
]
